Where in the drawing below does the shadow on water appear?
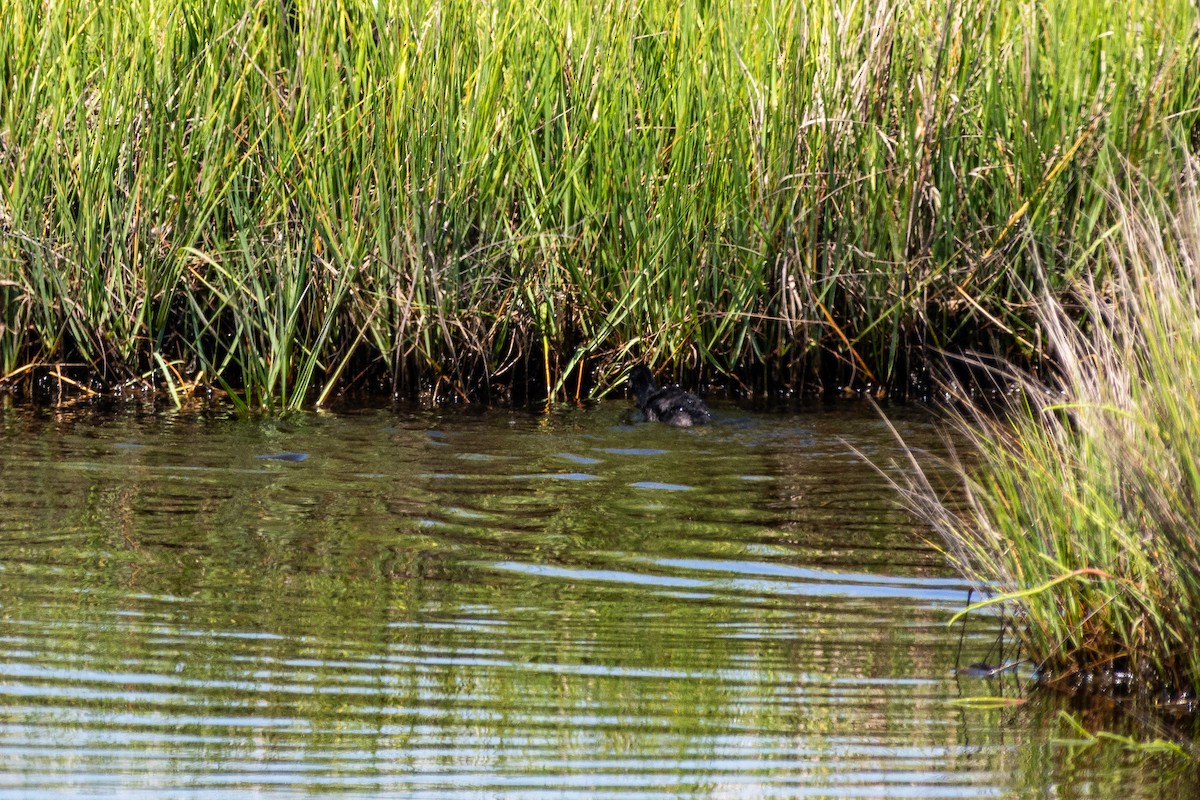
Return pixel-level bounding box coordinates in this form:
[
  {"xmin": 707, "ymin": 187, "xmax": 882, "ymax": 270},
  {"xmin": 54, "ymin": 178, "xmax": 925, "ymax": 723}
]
[{"xmin": 0, "ymin": 400, "xmax": 1192, "ymax": 798}]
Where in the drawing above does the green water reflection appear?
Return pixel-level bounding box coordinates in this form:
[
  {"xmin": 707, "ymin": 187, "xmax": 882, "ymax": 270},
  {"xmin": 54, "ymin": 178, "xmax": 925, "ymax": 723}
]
[{"xmin": 0, "ymin": 402, "xmax": 1193, "ymax": 798}]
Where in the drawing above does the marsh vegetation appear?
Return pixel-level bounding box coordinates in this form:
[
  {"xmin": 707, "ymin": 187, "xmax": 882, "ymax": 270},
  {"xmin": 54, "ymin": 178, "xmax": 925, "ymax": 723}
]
[
  {"xmin": 894, "ymin": 189, "xmax": 1200, "ymax": 710},
  {"xmin": 2, "ymin": 0, "xmax": 1197, "ymax": 406}
]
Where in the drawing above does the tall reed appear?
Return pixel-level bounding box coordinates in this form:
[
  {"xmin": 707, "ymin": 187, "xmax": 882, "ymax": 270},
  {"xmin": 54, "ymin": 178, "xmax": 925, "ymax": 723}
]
[
  {"xmin": 1, "ymin": 0, "xmax": 1197, "ymax": 406},
  {"xmin": 893, "ymin": 182, "xmax": 1200, "ymax": 701}
]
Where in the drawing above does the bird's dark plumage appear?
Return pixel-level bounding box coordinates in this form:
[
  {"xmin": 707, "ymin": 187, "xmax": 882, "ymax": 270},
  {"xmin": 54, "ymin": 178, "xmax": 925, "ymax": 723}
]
[{"xmin": 628, "ymin": 365, "xmax": 711, "ymax": 428}]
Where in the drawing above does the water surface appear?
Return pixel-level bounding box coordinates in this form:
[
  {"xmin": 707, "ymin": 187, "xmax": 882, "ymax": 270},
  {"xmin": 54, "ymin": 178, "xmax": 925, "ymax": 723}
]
[{"xmin": 0, "ymin": 401, "xmax": 1190, "ymax": 798}]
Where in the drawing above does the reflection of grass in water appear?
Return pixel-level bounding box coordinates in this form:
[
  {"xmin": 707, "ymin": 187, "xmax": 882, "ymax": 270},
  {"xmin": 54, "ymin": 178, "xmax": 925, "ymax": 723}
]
[
  {"xmin": 1, "ymin": 0, "xmax": 1197, "ymax": 406},
  {"xmin": 0, "ymin": 506, "xmax": 890, "ymax": 778},
  {"xmin": 892, "ymin": 186, "xmax": 1200, "ymax": 714},
  {"xmin": 2, "ymin": 409, "xmax": 1196, "ymax": 790}
]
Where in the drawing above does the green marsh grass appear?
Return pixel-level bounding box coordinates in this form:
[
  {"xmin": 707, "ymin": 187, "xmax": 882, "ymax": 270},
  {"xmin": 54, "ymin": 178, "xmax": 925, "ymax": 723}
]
[
  {"xmin": 1, "ymin": 0, "xmax": 1197, "ymax": 406},
  {"xmin": 892, "ymin": 184, "xmax": 1200, "ymax": 703}
]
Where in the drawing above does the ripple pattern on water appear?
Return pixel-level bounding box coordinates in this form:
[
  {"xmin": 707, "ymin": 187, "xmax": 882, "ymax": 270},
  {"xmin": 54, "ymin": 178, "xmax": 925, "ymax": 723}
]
[{"xmin": 0, "ymin": 404, "xmax": 1186, "ymax": 799}]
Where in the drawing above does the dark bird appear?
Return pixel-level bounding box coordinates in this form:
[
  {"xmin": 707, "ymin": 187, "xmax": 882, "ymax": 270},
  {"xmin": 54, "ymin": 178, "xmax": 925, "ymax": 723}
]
[{"xmin": 628, "ymin": 365, "xmax": 712, "ymax": 428}]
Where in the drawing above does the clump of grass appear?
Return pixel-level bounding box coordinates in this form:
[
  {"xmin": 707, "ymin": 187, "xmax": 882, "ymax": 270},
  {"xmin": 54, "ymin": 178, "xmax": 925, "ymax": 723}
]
[{"xmin": 894, "ymin": 181, "xmax": 1200, "ymax": 703}]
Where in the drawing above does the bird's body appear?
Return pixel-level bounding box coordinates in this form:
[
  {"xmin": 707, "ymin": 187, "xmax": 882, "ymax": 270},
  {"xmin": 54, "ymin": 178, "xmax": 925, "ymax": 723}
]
[{"xmin": 628, "ymin": 365, "xmax": 711, "ymax": 428}]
